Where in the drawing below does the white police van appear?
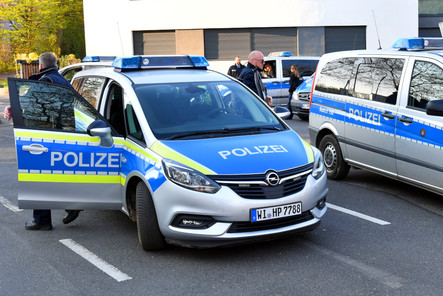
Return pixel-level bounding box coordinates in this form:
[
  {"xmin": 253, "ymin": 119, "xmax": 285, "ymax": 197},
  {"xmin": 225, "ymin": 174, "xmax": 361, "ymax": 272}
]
[
  {"xmin": 263, "ymin": 52, "xmax": 319, "ymax": 107},
  {"xmin": 309, "ymin": 38, "xmax": 443, "ymax": 196},
  {"xmin": 8, "ymin": 55, "xmax": 328, "ymax": 251}
]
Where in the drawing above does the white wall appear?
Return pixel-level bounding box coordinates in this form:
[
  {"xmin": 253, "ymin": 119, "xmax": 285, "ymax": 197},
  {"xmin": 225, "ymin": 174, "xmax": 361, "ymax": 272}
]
[{"xmin": 83, "ymin": 0, "xmax": 418, "ymax": 56}]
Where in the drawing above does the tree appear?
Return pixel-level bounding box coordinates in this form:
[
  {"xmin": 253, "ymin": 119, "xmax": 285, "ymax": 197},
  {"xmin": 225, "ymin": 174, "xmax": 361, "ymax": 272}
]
[{"xmin": 0, "ymin": 0, "xmax": 84, "ymax": 60}]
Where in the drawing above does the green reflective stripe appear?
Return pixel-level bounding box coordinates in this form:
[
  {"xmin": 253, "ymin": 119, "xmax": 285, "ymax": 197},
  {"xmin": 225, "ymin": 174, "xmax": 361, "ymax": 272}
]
[
  {"xmin": 302, "ymin": 140, "xmax": 314, "ymax": 163},
  {"xmin": 15, "ymin": 130, "xmax": 99, "ymax": 143},
  {"xmin": 125, "ymin": 141, "xmax": 158, "ymax": 163},
  {"xmin": 151, "ymin": 141, "xmax": 215, "ymax": 174},
  {"xmin": 18, "ymin": 173, "xmax": 121, "ymax": 184}
]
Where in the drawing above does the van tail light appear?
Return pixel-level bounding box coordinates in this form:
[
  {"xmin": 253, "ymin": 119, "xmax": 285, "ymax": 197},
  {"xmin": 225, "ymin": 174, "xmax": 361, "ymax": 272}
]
[{"xmin": 309, "ymin": 66, "xmax": 318, "ymax": 110}]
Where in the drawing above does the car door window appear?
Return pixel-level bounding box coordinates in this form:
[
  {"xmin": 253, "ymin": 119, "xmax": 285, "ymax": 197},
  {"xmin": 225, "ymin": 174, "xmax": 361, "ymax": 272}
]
[
  {"xmin": 14, "ymin": 80, "xmax": 101, "ymax": 132},
  {"xmin": 104, "ymin": 83, "xmax": 126, "ymax": 136},
  {"xmin": 408, "ymin": 60, "xmax": 443, "ymax": 110},
  {"xmin": 351, "ymin": 58, "xmax": 404, "ymax": 105},
  {"xmin": 77, "ymin": 76, "xmax": 106, "ymax": 109}
]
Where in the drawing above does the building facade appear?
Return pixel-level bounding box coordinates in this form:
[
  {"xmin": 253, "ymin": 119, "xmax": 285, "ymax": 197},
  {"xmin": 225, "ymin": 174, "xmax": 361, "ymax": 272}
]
[{"xmin": 84, "ymin": 0, "xmax": 419, "ymax": 71}]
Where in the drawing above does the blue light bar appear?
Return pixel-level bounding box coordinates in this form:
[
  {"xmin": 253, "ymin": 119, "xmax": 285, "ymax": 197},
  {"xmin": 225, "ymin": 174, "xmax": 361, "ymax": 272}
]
[
  {"xmin": 268, "ymin": 51, "xmax": 293, "ymax": 57},
  {"xmin": 112, "ymin": 55, "xmax": 209, "ymax": 71},
  {"xmin": 82, "ymin": 56, "xmax": 116, "ymax": 62},
  {"xmin": 392, "ymin": 38, "xmax": 443, "ymax": 50},
  {"xmin": 112, "ymin": 56, "xmax": 141, "ymax": 70},
  {"xmin": 190, "ymin": 56, "xmax": 210, "ymax": 67},
  {"xmin": 392, "ymin": 38, "xmax": 424, "ymax": 50}
]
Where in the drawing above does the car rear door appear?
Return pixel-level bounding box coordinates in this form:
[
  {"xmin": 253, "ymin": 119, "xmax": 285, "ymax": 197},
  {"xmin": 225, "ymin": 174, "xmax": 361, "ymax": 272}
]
[
  {"xmin": 8, "ymin": 78, "xmax": 124, "ymax": 210},
  {"xmin": 262, "ymin": 59, "xmax": 282, "ymax": 105},
  {"xmin": 395, "ymin": 58, "xmax": 443, "ymax": 194}
]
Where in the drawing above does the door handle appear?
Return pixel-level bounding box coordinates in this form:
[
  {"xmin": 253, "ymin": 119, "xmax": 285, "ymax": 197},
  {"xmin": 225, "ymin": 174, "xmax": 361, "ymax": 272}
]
[
  {"xmin": 399, "ymin": 116, "xmax": 413, "ymax": 124},
  {"xmin": 272, "ymin": 82, "xmax": 280, "ymax": 85},
  {"xmin": 381, "ymin": 111, "xmax": 395, "ymax": 120},
  {"xmin": 22, "ymin": 144, "xmax": 48, "ymax": 155}
]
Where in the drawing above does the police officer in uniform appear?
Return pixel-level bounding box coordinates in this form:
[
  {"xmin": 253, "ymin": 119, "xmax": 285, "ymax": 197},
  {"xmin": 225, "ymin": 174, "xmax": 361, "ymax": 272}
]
[
  {"xmin": 23, "ymin": 52, "xmax": 81, "ymax": 230},
  {"xmin": 227, "ymin": 56, "xmax": 246, "ymax": 78}
]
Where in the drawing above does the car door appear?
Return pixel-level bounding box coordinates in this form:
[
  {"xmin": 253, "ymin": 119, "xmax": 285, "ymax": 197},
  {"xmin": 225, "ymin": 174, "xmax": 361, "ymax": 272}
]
[
  {"xmin": 344, "ymin": 57, "xmax": 405, "ymax": 176},
  {"xmin": 395, "ymin": 58, "xmax": 443, "ymax": 194},
  {"xmin": 8, "ymin": 78, "xmax": 124, "ymax": 210}
]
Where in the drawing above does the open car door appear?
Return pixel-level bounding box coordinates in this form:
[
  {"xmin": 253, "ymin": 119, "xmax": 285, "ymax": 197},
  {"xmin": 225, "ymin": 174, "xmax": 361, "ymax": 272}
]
[{"xmin": 8, "ymin": 78, "xmax": 123, "ymax": 210}]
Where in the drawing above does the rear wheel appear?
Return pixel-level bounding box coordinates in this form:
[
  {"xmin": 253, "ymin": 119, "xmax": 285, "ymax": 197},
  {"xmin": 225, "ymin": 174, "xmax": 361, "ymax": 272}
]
[
  {"xmin": 319, "ymin": 134, "xmax": 350, "ymax": 180},
  {"xmin": 135, "ymin": 181, "xmax": 166, "ymax": 251}
]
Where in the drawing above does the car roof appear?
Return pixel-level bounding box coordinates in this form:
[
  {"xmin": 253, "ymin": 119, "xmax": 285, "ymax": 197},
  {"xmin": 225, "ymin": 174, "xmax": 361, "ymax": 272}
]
[
  {"xmin": 73, "ymin": 67, "xmax": 232, "ymax": 85},
  {"xmin": 321, "ymin": 48, "xmax": 443, "ymax": 60}
]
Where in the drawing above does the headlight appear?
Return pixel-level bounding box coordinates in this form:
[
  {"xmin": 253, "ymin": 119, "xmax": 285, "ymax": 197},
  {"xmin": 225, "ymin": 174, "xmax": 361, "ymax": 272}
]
[
  {"xmin": 162, "ymin": 159, "xmax": 220, "ymax": 193},
  {"xmin": 311, "ymin": 147, "xmax": 325, "ymax": 180}
]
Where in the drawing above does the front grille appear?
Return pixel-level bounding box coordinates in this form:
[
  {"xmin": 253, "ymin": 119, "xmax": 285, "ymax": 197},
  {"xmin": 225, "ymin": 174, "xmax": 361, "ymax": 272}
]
[
  {"xmin": 210, "ymin": 163, "xmax": 313, "ymax": 199},
  {"xmin": 299, "ymin": 92, "xmax": 310, "ymax": 101},
  {"xmin": 227, "ymin": 211, "xmax": 314, "ymax": 233}
]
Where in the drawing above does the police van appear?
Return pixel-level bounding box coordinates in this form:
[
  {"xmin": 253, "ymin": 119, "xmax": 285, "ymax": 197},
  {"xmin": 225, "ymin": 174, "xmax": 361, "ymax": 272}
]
[
  {"xmin": 8, "ymin": 55, "xmax": 328, "ymax": 251},
  {"xmin": 59, "ymin": 56, "xmax": 115, "ymax": 82},
  {"xmin": 309, "ymin": 38, "xmax": 443, "ymax": 196},
  {"xmin": 262, "ymin": 52, "xmax": 319, "ymax": 107}
]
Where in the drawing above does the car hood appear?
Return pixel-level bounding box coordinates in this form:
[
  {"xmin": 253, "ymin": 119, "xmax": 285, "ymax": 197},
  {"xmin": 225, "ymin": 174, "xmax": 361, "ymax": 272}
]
[{"xmin": 151, "ymin": 130, "xmax": 314, "ymax": 175}]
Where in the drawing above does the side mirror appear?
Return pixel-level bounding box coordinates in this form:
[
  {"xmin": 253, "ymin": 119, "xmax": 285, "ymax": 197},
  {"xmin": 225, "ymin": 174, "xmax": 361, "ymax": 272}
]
[
  {"xmin": 426, "ymin": 100, "xmax": 443, "ymax": 117},
  {"xmin": 87, "ymin": 120, "xmax": 114, "ymax": 148},
  {"xmin": 274, "ymin": 106, "xmax": 291, "ymax": 119}
]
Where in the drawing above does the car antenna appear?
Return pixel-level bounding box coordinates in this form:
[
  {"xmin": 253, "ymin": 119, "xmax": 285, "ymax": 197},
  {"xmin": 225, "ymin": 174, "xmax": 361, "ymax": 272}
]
[{"xmin": 372, "ymin": 10, "xmax": 382, "ymax": 49}]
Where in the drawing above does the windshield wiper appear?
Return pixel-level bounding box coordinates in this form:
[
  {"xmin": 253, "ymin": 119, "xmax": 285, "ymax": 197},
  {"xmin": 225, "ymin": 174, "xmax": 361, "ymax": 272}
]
[{"xmin": 166, "ymin": 126, "xmax": 283, "ymax": 140}]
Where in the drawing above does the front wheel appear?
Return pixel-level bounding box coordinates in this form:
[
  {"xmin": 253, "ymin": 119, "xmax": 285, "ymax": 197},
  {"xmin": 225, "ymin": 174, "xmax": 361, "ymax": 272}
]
[
  {"xmin": 136, "ymin": 181, "xmax": 166, "ymax": 251},
  {"xmin": 318, "ymin": 134, "xmax": 350, "ymax": 180}
]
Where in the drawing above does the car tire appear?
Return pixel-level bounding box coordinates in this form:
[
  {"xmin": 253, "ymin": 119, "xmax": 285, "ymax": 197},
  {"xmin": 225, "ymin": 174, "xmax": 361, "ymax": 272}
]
[
  {"xmin": 136, "ymin": 181, "xmax": 166, "ymax": 251},
  {"xmin": 297, "ymin": 114, "xmax": 309, "ymax": 121},
  {"xmin": 319, "ymin": 134, "xmax": 350, "ymax": 180}
]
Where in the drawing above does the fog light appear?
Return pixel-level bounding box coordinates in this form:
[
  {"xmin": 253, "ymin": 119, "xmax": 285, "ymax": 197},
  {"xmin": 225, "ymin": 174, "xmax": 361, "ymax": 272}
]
[
  {"xmin": 316, "ymin": 197, "xmax": 326, "ymax": 210},
  {"xmin": 171, "ymin": 215, "xmax": 215, "ymax": 229}
]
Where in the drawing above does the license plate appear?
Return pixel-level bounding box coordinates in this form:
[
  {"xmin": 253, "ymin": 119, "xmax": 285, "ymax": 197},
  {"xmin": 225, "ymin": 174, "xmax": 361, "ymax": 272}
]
[
  {"xmin": 301, "ymin": 103, "xmax": 309, "ymax": 109},
  {"xmin": 251, "ymin": 202, "xmax": 302, "ymax": 222}
]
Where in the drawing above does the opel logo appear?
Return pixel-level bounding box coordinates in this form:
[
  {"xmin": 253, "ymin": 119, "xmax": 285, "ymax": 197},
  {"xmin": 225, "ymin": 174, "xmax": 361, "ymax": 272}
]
[{"xmin": 265, "ymin": 171, "xmax": 280, "ymax": 186}]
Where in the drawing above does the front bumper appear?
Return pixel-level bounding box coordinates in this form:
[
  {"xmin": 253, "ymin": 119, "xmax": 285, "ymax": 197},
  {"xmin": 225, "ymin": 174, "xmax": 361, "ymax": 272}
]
[{"xmin": 152, "ymin": 171, "xmax": 328, "ymax": 248}]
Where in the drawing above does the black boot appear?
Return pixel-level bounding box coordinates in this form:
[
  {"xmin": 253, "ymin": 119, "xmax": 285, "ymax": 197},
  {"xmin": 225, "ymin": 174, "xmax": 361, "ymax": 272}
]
[{"xmin": 63, "ymin": 210, "xmax": 82, "ymax": 224}]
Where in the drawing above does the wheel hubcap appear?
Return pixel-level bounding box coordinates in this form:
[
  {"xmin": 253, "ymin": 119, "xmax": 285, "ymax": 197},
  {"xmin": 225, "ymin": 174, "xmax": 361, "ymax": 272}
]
[{"xmin": 323, "ymin": 144, "xmax": 337, "ymax": 170}]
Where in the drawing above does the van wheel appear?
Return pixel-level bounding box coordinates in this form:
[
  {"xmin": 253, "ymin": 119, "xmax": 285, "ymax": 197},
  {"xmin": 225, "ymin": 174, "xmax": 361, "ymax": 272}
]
[
  {"xmin": 135, "ymin": 181, "xmax": 166, "ymax": 251},
  {"xmin": 319, "ymin": 135, "xmax": 350, "ymax": 180}
]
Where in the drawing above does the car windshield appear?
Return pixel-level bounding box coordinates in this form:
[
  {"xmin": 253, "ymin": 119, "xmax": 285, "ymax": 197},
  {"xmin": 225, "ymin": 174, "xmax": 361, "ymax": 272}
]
[{"xmin": 133, "ymin": 81, "xmax": 286, "ymax": 140}]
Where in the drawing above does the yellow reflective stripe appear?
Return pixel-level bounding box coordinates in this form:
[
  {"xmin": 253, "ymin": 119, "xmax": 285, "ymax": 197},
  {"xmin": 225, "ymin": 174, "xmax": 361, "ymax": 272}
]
[
  {"xmin": 74, "ymin": 109, "xmax": 95, "ymax": 126},
  {"xmin": 15, "ymin": 130, "xmax": 99, "ymax": 143},
  {"xmin": 125, "ymin": 141, "xmax": 158, "ymax": 163},
  {"xmin": 114, "ymin": 138, "xmax": 125, "ymax": 145},
  {"xmin": 18, "ymin": 173, "xmax": 121, "ymax": 184},
  {"xmin": 151, "ymin": 141, "xmax": 215, "ymax": 175},
  {"xmin": 302, "ymin": 140, "xmax": 314, "ymax": 163}
]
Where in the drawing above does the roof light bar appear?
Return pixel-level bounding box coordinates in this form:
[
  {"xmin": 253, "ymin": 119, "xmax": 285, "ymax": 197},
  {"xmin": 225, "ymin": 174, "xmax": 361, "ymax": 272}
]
[
  {"xmin": 82, "ymin": 56, "xmax": 116, "ymax": 62},
  {"xmin": 112, "ymin": 55, "xmax": 209, "ymax": 71},
  {"xmin": 268, "ymin": 51, "xmax": 293, "ymax": 57},
  {"xmin": 392, "ymin": 38, "xmax": 443, "ymax": 50}
]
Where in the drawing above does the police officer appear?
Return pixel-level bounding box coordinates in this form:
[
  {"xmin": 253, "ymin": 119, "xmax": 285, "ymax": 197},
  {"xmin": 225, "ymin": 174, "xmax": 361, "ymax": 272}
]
[
  {"xmin": 238, "ymin": 50, "xmax": 272, "ymax": 106},
  {"xmin": 227, "ymin": 56, "xmax": 246, "ymax": 78},
  {"xmin": 20, "ymin": 52, "xmax": 82, "ymax": 230}
]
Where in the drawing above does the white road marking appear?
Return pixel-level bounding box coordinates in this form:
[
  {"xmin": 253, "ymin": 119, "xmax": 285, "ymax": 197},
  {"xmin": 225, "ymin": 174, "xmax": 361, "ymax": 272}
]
[
  {"xmin": 327, "ymin": 202, "xmax": 391, "ymax": 225},
  {"xmin": 0, "ymin": 195, "xmax": 23, "ymax": 212},
  {"xmin": 59, "ymin": 238, "xmax": 132, "ymax": 282},
  {"xmin": 308, "ymin": 242, "xmax": 403, "ymax": 289}
]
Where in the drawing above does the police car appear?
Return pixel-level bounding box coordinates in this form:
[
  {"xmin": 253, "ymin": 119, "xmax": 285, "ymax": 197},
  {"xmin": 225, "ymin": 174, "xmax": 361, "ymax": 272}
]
[
  {"xmin": 8, "ymin": 55, "xmax": 328, "ymax": 251},
  {"xmin": 263, "ymin": 52, "xmax": 319, "ymax": 107},
  {"xmin": 59, "ymin": 56, "xmax": 115, "ymax": 82},
  {"xmin": 309, "ymin": 37, "xmax": 443, "ymax": 196},
  {"xmin": 290, "ymin": 74, "xmax": 314, "ymax": 120}
]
